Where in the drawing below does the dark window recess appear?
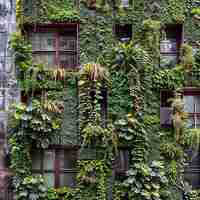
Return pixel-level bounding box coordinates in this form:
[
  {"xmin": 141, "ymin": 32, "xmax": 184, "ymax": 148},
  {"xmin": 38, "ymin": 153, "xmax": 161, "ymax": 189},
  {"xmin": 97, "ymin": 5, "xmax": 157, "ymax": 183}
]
[
  {"xmin": 114, "ymin": 24, "xmax": 132, "ymax": 42},
  {"xmin": 185, "ymin": 149, "xmax": 200, "ymax": 189},
  {"xmin": 160, "ymin": 24, "xmax": 183, "ymax": 68},
  {"xmin": 27, "ymin": 25, "xmax": 78, "ymax": 69},
  {"xmin": 160, "ymin": 90, "xmax": 174, "ymax": 127},
  {"xmin": 114, "ymin": 149, "xmax": 129, "ymax": 175},
  {"xmin": 31, "ymin": 148, "xmax": 78, "ymax": 188}
]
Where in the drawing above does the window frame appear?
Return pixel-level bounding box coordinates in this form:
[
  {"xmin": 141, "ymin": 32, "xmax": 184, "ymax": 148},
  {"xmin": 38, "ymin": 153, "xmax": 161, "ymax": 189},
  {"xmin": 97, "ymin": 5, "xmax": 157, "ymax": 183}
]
[
  {"xmin": 25, "ymin": 23, "xmax": 79, "ymax": 69},
  {"xmin": 31, "ymin": 145, "xmax": 79, "ymax": 188},
  {"xmin": 160, "ymin": 24, "xmax": 183, "ymax": 66},
  {"xmin": 160, "ymin": 89, "xmax": 174, "ymax": 127},
  {"xmin": 113, "ymin": 148, "xmax": 129, "ymax": 176},
  {"xmin": 113, "ymin": 24, "xmax": 132, "ymax": 42},
  {"xmin": 183, "ymin": 89, "xmax": 200, "ymax": 128}
]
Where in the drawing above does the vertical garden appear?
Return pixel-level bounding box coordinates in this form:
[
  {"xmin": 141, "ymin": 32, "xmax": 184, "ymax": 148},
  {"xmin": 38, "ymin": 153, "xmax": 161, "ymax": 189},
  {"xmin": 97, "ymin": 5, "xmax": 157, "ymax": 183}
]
[{"xmin": 6, "ymin": 0, "xmax": 200, "ymax": 199}]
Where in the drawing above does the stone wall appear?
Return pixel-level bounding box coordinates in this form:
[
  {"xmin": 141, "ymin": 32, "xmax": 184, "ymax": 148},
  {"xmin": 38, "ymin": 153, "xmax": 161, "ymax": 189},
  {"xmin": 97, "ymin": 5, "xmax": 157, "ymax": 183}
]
[{"xmin": 0, "ymin": 0, "xmax": 17, "ymax": 196}]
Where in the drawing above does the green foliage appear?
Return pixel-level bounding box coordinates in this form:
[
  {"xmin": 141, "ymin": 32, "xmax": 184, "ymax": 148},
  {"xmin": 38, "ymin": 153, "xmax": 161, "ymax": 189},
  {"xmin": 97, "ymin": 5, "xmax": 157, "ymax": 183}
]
[
  {"xmin": 167, "ymin": 160, "xmax": 178, "ymax": 184},
  {"xmin": 142, "ymin": 19, "xmax": 161, "ymax": 65},
  {"xmin": 47, "ymin": 187, "xmax": 75, "ymax": 200},
  {"xmin": 39, "ymin": 0, "xmax": 80, "ymax": 22},
  {"xmin": 152, "ymin": 67, "xmax": 185, "ymax": 90},
  {"xmin": 15, "ymin": 175, "xmax": 47, "ymax": 200},
  {"xmin": 10, "ymin": 32, "xmax": 32, "ymax": 73},
  {"xmin": 77, "ymin": 160, "xmax": 110, "ymax": 200},
  {"xmin": 191, "ymin": 7, "xmax": 200, "ymax": 15},
  {"xmin": 9, "ymin": 136, "xmax": 31, "ymax": 178},
  {"xmin": 160, "ymin": 142, "xmax": 183, "ymax": 160},
  {"xmin": 163, "ymin": 0, "xmax": 186, "ymax": 24},
  {"xmin": 23, "ymin": 0, "xmax": 79, "ymax": 23},
  {"xmin": 124, "ymin": 161, "xmax": 170, "ymax": 200},
  {"xmin": 109, "ymin": 71, "xmax": 132, "ymax": 119},
  {"xmin": 187, "ymin": 128, "xmax": 200, "ymax": 149},
  {"xmin": 187, "ymin": 190, "xmax": 200, "ymax": 200},
  {"xmin": 10, "ymin": 100, "xmax": 62, "ymax": 148},
  {"xmin": 115, "ymin": 114, "xmax": 149, "ymax": 162},
  {"xmin": 181, "ymin": 43, "xmax": 194, "ymax": 72}
]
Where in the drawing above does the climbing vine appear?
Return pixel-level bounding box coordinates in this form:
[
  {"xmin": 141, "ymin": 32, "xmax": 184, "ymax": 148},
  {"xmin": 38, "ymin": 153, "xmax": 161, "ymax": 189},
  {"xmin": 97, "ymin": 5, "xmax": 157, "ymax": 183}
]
[{"xmin": 7, "ymin": 0, "xmax": 200, "ymax": 200}]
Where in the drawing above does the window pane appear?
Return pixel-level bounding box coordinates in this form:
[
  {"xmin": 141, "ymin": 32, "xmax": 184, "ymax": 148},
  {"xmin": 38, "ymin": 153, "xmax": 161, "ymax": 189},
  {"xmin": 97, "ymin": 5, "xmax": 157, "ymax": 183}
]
[
  {"xmin": 30, "ymin": 33, "xmax": 55, "ymax": 51},
  {"xmin": 121, "ymin": 0, "xmax": 129, "ymax": 7},
  {"xmin": 44, "ymin": 173, "xmax": 54, "ymax": 187},
  {"xmin": 33, "ymin": 53, "xmax": 55, "ymax": 68},
  {"xmin": 40, "ymin": 33, "xmax": 55, "ymax": 51},
  {"xmin": 187, "ymin": 116, "xmax": 194, "ymax": 128},
  {"xmin": 30, "ymin": 33, "xmax": 40, "ymax": 51},
  {"xmin": 194, "ymin": 116, "xmax": 200, "ymax": 128},
  {"xmin": 160, "ymin": 39, "xmax": 177, "ymax": 53},
  {"xmin": 43, "ymin": 150, "xmax": 54, "ymax": 170},
  {"xmin": 185, "ymin": 171, "xmax": 200, "ymax": 189},
  {"xmin": 160, "ymin": 54, "xmax": 177, "ymax": 67},
  {"xmin": 59, "ymin": 36, "xmax": 76, "ymax": 51},
  {"xmin": 60, "ymin": 173, "xmax": 76, "ymax": 187},
  {"xmin": 194, "ymin": 96, "xmax": 200, "ymax": 113},
  {"xmin": 59, "ymin": 53, "xmax": 77, "ymax": 68},
  {"xmin": 59, "ymin": 150, "xmax": 77, "ymax": 169},
  {"xmin": 31, "ymin": 150, "xmax": 41, "ymax": 170},
  {"xmin": 183, "ymin": 96, "xmax": 194, "ymax": 113}
]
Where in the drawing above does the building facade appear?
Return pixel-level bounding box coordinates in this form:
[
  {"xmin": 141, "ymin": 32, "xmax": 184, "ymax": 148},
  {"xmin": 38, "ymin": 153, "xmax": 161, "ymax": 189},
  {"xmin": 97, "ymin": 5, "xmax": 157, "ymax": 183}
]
[{"xmin": 1, "ymin": 0, "xmax": 200, "ymax": 199}]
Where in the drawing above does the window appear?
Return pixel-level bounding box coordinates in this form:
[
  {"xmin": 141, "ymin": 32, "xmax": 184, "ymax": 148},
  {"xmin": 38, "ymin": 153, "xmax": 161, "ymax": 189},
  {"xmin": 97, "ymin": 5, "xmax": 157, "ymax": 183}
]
[
  {"xmin": 28, "ymin": 24, "xmax": 78, "ymax": 69},
  {"xmin": 160, "ymin": 25, "xmax": 183, "ymax": 67},
  {"xmin": 120, "ymin": 0, "xmax": 130, "ymax": 8},
  {"xmin": 185, "ymin": 149, "xmax": 200, "ymax": 189},
  {"xmin": 114, "ymin": 24, "xmax": 132, "ymax": 42},
  {"xmin": 31, "ymin": 147, "xmax": 78, "ymax": 188},
  {"xmin": 183, "ymin": 91, "xmax": 200, "ymax": 128},
  {"xmin": 114, "ymin": 149, "xmax": 129, "ymax": 176},
  {"xmin": 160, "ymin": 90, "xmax": 174, "ymax": 127}
]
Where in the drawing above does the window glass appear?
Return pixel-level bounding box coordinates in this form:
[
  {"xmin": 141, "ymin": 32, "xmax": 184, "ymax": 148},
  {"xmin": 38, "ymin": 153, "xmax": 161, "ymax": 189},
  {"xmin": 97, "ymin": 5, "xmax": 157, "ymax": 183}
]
[
  {"xmin": 40, "ymin": 33, "xmax": 55, "ymax": 51},
  {"xmin": 160, "ymin": 39, "xmax": 177, "ymax": 53},
  {"xmin": 160, "ymin": 54, "xmax": 177, "ymax": 67},
  {"xmin": 59, "ymin": 36, "xmax": 76, "ymax": 51},
  {"xmin": 187, "ymin": 116, "xmax": 194, "ymax": 128},
  {"xmin": 59, "ymin": 150, "xmax": 77, "ymax": 169},
  {"xmin": 44, "ymin": 173, "xmax": 54, "ymax": 187},
  {"xmin": 121, "ymin": 0, "xmax": 129, "ymax": 7},
  {"xmin": 29, "ymin": 27, "xmax": 78, "ymax": 69},
  {"xmin": 194, "ymin": 117, "xmax": 200, "ymax": 128},
  {"xmin": 32, "ymin": 53, "xmax": 55, "ymax": 68},
  {"xmin": 30, "ymin": 33, "xmax": 55, "ymax": 51},
  {"xmin": 194, "ymin": 96, "xmax": 200, "ymax": 112},
  {"xmin": 59, "ymin": 53, "xmax": 77, "ymax": 68},
  {"xmin": 43, "ymin": 150, "xmax": 54, "ymax": 170},
  {"xmin": 60, "ymin": 173, "xmax": 76, "ymax": 187},
  {"xmin": 183, "ymin": 95, "xmax": 194, "ymax": 113}
]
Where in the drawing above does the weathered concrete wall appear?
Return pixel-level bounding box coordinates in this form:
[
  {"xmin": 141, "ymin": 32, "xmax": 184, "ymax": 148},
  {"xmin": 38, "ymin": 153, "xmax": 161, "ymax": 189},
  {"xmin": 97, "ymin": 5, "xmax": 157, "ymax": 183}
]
[{"xmin": 0, "ymin": 0, "xmax": 18, "ymax": 195}]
